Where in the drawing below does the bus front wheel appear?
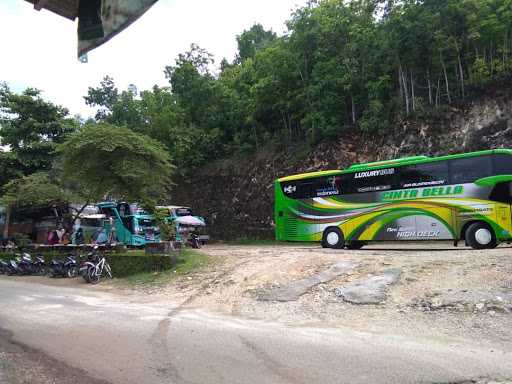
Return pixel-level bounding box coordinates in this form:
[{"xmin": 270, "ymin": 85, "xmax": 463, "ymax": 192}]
[
  {"xmin": 465, "ymin": 222, "xmax": 497, "ymax": 250},
  {"xmin": 322, "ymin": 227, "xmax": 345, "ymax": 249}
]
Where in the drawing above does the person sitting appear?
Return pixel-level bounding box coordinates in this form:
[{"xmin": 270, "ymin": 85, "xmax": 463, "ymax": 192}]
[
  {"xmin": 47, "ymin": 229, "xmax": 59, "ymax": 245},
  {"xmin": 61, "ymin": 230, "xmax": 71, "ymax": 245},
  {"xmin": 92, "ymin": 227, "xmax": 108, "ymax": 245}
]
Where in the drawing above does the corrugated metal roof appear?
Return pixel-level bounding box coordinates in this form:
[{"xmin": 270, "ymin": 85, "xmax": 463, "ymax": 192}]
[{"xmin": 25, "ymin": 0, "xmax": 79, "ymax": 20}]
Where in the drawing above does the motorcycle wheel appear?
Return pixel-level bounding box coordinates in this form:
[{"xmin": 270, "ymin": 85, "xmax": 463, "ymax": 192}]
[
  {"xmin": 67, "ymin": 266, "xmax": 78, "ymax": 278},
  {"xmin": 104, "ymin": 263, "xmax": 113, "ymax": 279},
  {"xmin": 87, "ymin": 268, "xmax": 100, "ymax": 284},
  {"xmin": 190, "ymin": 238, "xmax": 201, "ymax": 249}
]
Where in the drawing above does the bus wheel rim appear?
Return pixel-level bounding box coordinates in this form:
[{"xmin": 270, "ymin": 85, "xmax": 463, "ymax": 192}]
[
  {"xmin": 326, "ymin": 232, "xmax": 339, "ymax": 246},
  {"xmin": 475, "ymin": 228, "xmax": 492, "ymax": 245}
]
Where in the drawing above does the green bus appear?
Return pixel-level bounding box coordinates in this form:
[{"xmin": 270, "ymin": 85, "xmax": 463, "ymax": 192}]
[{"xmin": 275, "ymin": 149, "xmax": 512, "ymax": 250}]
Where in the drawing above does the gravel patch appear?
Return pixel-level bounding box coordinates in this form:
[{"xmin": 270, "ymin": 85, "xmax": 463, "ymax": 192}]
[{"xmin": 410, "ymin": 290, "xmax": 512, "ymax": 313}]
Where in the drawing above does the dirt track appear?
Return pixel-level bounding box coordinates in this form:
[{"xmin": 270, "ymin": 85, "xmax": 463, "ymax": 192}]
[
  {"xmin": 4, "ymin": 242, "xmax": 512, "ymax": 354},
  {"xmin": 144, "ymin": 242, "xmax": 512, "ymax": 350}
]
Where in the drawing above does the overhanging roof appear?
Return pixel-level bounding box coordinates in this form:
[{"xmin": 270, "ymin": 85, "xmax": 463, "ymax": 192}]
[
  {"xmin": 25, "ymin": 0, "xmax": 79, "ymax": 20},
  {"xmin": 23, "ymin": 0, "xmax": 159, "ymax": 58}
]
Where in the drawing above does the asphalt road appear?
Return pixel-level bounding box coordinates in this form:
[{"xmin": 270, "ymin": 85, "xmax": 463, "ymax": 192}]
[{"xmin": 1, "ymin": 278, "xmax": 512, "ymax": 384}]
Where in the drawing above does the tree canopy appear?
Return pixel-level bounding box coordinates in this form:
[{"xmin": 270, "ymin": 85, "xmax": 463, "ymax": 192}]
[
  {"xmin": 84, "ymin": 0, "xmax": 512, "ymax": 175},
  {"xmin": 2, "ymin": 0, "xmax": 512, "ymax": 216},
  {"xmin": 0, "ymin": 84, "xmax": 78, "ymax": 177},
  {"xmin": 57, "ymin": 122, "xmax": 173, "ymax": 204},
  {"xmin": 1, "ymin": 172, "xmax": 69, "ymax": 210}
]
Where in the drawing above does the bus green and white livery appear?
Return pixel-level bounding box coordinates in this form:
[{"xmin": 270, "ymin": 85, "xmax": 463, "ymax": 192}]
[{"xmin": 274, "ymin": 149, "xmax": 512, "ymax": 249}]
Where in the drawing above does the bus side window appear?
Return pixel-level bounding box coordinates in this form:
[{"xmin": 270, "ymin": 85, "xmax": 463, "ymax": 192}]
[
  {"xmin": 493, "ymin": 154, "xmax": 512, "ymax": 175},
  {"xmin": 398, "ymin": 162, "xmax": 448, "ymax": 188},
  {"xmin": 490, "ymin": 182, "xmax": 512, "ymax": 204},
  {"xmin": 450, "ymin": 156, "xmax": 492, "ymax": 184}
]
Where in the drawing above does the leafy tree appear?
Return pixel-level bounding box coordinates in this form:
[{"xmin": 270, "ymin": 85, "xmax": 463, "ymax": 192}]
[
  {"xmin": 57, "ymin": 122, "xmax": 173, "ymax": 204},
  {"xmin": 84, "ymin": 75, "xmax": 119, "ymax": 120},
  {"xmin": 236, "ymin": 24, "xmax": 277, "ymax": 63},
  {"xmin": 0, "ymin": 85, "xmax": 77, "ymax": 179},
  {"xmin": 82, "ymin": 0, "xmax": 512, "ymax": 169},
  {"xmin": 2, "ymin": 172, "xmax": 68, "ymax": 209},
  {"xmin": 1, "ymin": 172, "xmax": 70, "ymax": 237}
]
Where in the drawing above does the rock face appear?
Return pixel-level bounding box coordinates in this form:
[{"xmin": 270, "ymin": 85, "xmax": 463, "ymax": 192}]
[
  {"xmin": 334, "ymin": 268, "xmax": 402, "ymax": 305},
  {"xmin": 172, "ymin": 84, "xmax": 512, "ymax": 240},
  {"xmin": 257, "ymin": 261, "xmax": 360, "ymax": 302}
]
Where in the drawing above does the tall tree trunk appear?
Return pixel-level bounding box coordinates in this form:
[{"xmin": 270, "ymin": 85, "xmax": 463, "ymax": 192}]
[
  {"xmin": 435, "ymin": 76, "xmax": 441, "ymax": 108},
  {"xmin": 400, "ymin": 64, "xmax": 410, "ymax": 114},
  {"xmin": 457, "ymin": 53, "xmax": 465, "ymax": 99},
  {"xmin": 253, "ymin": 125, "xmax": 259, "ymax": 149},
  {"xmin": 67, "ymin": 202, "xmax": 91, "ymax": 234},
  {"xmin": 490, "ymin": 42, "xmax": 494, "ymax": 77},
  {"xmin": 440, "ymin": 51, "xmax": 451, "ymax": 104},
  {"xmin": 351, "ymin": 95, "xmax": 356, "ymax": 124},
  {"xmin": 410, "ymin": 71, "xmax": 416, "ymax": 111},
  {"xmin": 427, "ymin": 69, "xmax": 433, "ymax": 106},
  {"xmin": 503, "ymin": 30, "xmax": 508, "ymax": 68},
  {"xmin": 3, "ymin": 205, "xmax": 10, "ymax": 239},
  {"xmin": 398, "ymin": 68, "xmax": 404, "ymax": 101}
]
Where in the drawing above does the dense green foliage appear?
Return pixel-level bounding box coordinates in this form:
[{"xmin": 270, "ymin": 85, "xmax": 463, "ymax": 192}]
[
  {"xmin": 58, "ymin": 122, "xmax": 173, "ymax": 203},
  {"xmin": 1, "ymin": 0, "xmax": 512, "ymax": 204},
  {"xmin": 0, "ymin": 89, "xmax": 173, "ymax": 231},
  {"xmin": 1, "ymin": 172, "xmax": 69, "ymax": 209},
  {"xmin": 83, "ymin": 0, "xmax": 512, "ymax": 175},
  {"xmin": 0, "ymin": 84, "xmax": 78, "ymax": 184}
]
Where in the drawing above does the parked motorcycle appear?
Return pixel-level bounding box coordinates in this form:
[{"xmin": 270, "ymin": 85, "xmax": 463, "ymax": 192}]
[
  {"xmin": 5, "ymin": 257, "xmax": 21, "ymax": 275},
  {"xmin": 79, "ymin": 250, "xmax": 99, "ymax": 283},
  {"xmin": 0, "ymin": 259, "xmax": 9, "ymax": 274},
  {"xmin": 50, "ymin": 254, "xmax": 78, "ymax": 278},
  {"xmin": 187, "ymin": 233, "xmax": 202, "ymax": 249},
  {"xmin": 32, "ymin": 254, "xmax": 47, "ymax": 275},
  {"xmin": 80, "ymin": 246, "xmax": 112, "ymax": 284},
  {"xmin": 16, "ymin": 253, "xmax": 37, "ymax": 275}
]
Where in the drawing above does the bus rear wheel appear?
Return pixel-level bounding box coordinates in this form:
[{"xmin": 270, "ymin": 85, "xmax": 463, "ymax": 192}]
[
  {"xmin": 322, "ymin": 227, "xmax": 345, "ymax": 249},
  {"xmin": 465, "ymin": 222, "xmax": 497, "ymax": 250}
]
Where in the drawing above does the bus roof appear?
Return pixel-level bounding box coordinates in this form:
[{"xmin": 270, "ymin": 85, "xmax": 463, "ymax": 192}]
[
  {"xmin": 348, "ymin": 149, "xmax": 512, "ymax": 172},
  {"xmin": 156, "ymin": 205, "xmax": 190, "ymax": 211},
  {"xmin": 278, "ymin": 170, "xmax": 342, "ymax": 182},
  {"xmin": 276, "ymin": 149, "xmax": 512, "ymax": 183}
]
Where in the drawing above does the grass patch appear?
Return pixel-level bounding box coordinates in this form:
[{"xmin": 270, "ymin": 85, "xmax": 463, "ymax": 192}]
[{"xmin": 117, "ymin": 249, "xmax": 209, "ymax": 287}]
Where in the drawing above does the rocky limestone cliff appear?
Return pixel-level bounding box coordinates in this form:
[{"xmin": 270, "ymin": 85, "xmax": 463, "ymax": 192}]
[{"xmin": 172, "ymin": 83, "xmax": 512, "ymax": 241}]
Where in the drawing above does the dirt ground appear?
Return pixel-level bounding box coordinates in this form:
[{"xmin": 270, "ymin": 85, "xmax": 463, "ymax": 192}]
[
  {"xmin": 134, "ymin": 242, "xmax": 512, "ymax": 351},
  {"xmin": 3, "ymin": 241, "xmax": 512, "ymax": 375}
]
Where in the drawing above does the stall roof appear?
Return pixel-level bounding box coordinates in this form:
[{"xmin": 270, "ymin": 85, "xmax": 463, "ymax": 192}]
[
  {"xmin": 23, "ymin": 0, "xmax": 159, "ymax": 58},
  {"xmin": 25, "ymin": 0, "xmax": 79, "ymax": 20}
]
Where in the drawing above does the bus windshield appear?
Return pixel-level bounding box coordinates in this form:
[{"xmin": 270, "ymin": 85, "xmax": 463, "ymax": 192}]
[{"xmin": 176, "ymin": 208, "xmax": 193, "ymax": 217}]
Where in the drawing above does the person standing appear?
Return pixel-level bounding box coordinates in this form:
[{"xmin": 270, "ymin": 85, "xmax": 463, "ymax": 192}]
[
  {"xmin": 56, "ymin": 226, "xmax": 65, "ymax": 243},
  {"xmin": 74, "ymin": 227, "xmax": 85, "ymax": 245}
]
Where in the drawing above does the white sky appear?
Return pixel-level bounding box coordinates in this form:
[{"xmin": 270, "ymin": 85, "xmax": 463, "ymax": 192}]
[{"xmin": 0, "ymin": 0, "xmax": 306, "ymax": 118}]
